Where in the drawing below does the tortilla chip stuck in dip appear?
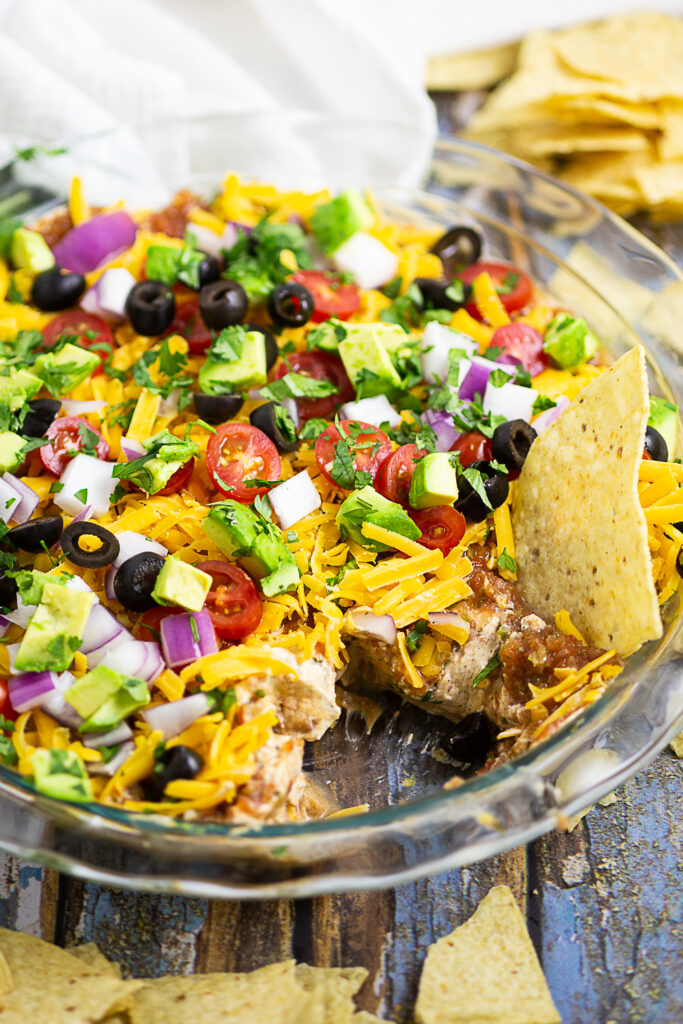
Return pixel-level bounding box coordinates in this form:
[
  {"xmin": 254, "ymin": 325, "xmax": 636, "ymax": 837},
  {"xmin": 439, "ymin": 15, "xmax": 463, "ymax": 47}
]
[{"xmin": 513, "ymin": 346, "xmax": 662, "ymax": 657}]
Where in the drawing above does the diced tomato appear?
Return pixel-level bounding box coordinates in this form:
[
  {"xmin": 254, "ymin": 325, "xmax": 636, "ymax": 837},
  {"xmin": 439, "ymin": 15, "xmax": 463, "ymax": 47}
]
[
  {"xmin": 274, "ymin": 350, "xmax": 354, "ymax": 420},
  {"xmin": 206, "ymin": 423, "xmax": 281, "ymax": 503},
  {"xmin": 42, "ymin": 311, "xmax": 113, "ymax": 375},
  {"xmin": 315, "ymin": 419, "xmax": 392, "ymax": 490},
  {"xmin": 450, "ymin": 431, "xmax": 492, "ymax": 468},
  {"xmin": 458, "ymin": 261, "xmax": 533, "ymax": 318},
  {"xmin": 135, "ymin": 606, "xmax": 183, "ymax": 642},
  {"xmin": 0, "ymin": 679, "xmax": 17, "ymax": 722},
  {"xmin": 489, "ymin": 322, "xmax": 547, "ymax": 377},
  {"xmin": 411, "ymin": 506, "xmax": 466, "ymax": 555},
  {"xmin": 291, "ymin": 270, "xmax": 360, "ymax": 322},
  {"xmin": 39, "ymin": 416, "xmax": 109, "ymax": 476},
  {"xmin": 375, "ymin": 444, "xmax": 426, "ymax": 507},
  {"xmin": 164, "ymin": 294, "xmax": 212, "ymax": 354},
  {"xmin": 196, "ymin": 560, "xmax": 263, "ymax": 640},
  {"xmin": 157, "ymin": 458, "xmax": 195, "ymax": 496}
]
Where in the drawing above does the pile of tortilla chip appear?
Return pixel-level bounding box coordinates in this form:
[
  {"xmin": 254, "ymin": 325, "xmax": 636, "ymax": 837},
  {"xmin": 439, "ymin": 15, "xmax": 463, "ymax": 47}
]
[
  {"xmin": 0, "ymin": 885, "xmax": 559, "ymax": 1023},
  {"xmin": 429, "ymin": 12, "xmax": 683, "ymax": 220}
]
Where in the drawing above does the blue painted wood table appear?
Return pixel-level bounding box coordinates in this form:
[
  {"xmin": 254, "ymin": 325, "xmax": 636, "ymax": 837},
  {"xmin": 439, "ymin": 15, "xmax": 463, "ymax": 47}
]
[{"xmin": 0, "ymin": 97, "xmax": 681, "ymax": 1022}]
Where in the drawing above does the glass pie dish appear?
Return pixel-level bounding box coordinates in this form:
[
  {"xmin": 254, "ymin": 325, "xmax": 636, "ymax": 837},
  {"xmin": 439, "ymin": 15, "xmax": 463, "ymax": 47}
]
[{"xmin": 0, "ymin": 112, "xmax": 680, "ymax": 899}]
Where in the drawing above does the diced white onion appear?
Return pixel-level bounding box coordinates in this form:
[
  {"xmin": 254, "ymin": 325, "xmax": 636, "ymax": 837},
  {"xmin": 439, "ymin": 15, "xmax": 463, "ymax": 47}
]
[
  {"xmin": 346, "ymin": 611, "xmax": 397, "ymax": 646},
  {"xmin": 60, "ymin": 400, "xmax": 107, "ymax": 416},
  {"xmin": 339, "ymin": 395, "xmax": 402, "ymax": 429},
  {"xmin": 97, "ymin": 639, "xmax": 163, "ymax": 683},
  {"xmin": 81, "ymin": 267, "xmax": 136, "ymax": 320},
  {"xmin": 4, "ymin": 596, "xmax": 36, "ymax": 629},
  {"xmin": 81, "ymin": 721, "xmax": 133, "ymax": 749},
  {"xmin": 80, "ymin": 604, "xmax": 126, "ymax": 655},
  {"xmin": 268, "ymin": 471, "xmax": 322, "ymax": 531},
  {"xmin": 54, "ymin": 453, "xmax": 117, "ymax": 519},
  {"xmin": 420, "ymin": 322, "xmax": 477, "ymax": 385},
  {"xmin": 141, "ymin": 693, "xmax": 211, "ymax": 740},
  {"xmin": 185, "ymin": 222, "xmax": 237, "ymax": 258},
  {"xmin": 0, "ymin": 478, "xmax": 22, "ymax": 525},
  {"xmin": 5, "ymin": 643, "xmax": 20, "ymax": 674},
  {"xmin": 88, "ymin": 741, "xmax": 135, "ymax": 776},
  {"xmin": 86, "ymin": 631, "xmax": 130, "ymax": 667},
  {"xmin": 483, "ymin": 380, "xmax": 538, "ymax": 423},
  {"xmin": 112, "ymin": 530, "xmax": 168, "ymax": 569},
  {"xmin": 332, "ymin": 232, "xmax": 398, "ymax": 289},
  {"xmin": 1, "ymin": 473, "xmax": 40, "ymax": 524}
]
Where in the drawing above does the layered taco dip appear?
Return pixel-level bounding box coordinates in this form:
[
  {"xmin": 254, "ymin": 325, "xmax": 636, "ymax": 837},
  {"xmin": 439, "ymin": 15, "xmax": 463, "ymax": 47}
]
[{"xmin": 0, "ymin": 176, "xmax": 677, "ymax": 822}]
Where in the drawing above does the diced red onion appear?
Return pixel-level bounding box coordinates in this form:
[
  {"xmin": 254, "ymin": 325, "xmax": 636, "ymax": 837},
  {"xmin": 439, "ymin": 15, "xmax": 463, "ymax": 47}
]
[
  {"xmin": 4, "ymin": 596, "xmax": 36, "ymax": 629},
  {"xmin": 55, "ymin": 454, "xmax": 116, "ymax": 519},
  {"xmin": 121, "ymin": 436, "xmax": 145, "ymax": 461},
  {"xmin": 459, "ymin": 356, "xmax": 513, "ymax": 402},
  {"xmin": 112, "ymin": 530, "xmax": 167, "ymax": 569},
  {"xmin": 424, "ymin": 407, "xmax": 461, "ymax": 452},
  {"xmin": 41, "ymin": 672, "xmax": 84, "ymax": 729},
  {"xmin": 97, "ymin": 639, "xmax": 163, "ymax": 682},
  {"xmin": 81, "ymin": 267, "xmax": 136, "ymax": 320},
  {"xmin": 85, "ymin": 631, "xmax": 130, "ymax": 668},
  {"xmin": 141, "ymin": 693, "xmax": 211, "ymax": 739},
  {"xmin": 2, "ymin": 473, "xmax": 41, "ymax": 524},
  {"xmin": 9, "ymin": 670, "xmax": 57, "ymax": 713},
  {"xmin": 52, "ymin": 211, "xmax": 137, "ymax": 274},
  {"xmin": 158, "ymin": 390, "xmax": 180, "ymax": 417},
  {"xmin": 347, "ymin": 611, "xmax": 397, "ymax": 646},
  {"xmin": 104, "ymin": 566, "xmax": 117, "ymax": 603},
  {"xmin": 332, "ymin": 232, "xmax": 398, "ymax": 290},
  {"xmin": 88, "ymin": 741, "xmax": 135, "ymax": 777},
  {"xmin": 483, "ymin": 380, "xmax": 538, "ymax": 423},
  {"xmin": 428, "ymin": 611, "xmax": 471, "ymax": 639},
  {"xmin": 340, "ymin": 395, "xmax": 402, "ymax": 429},
  {"xmin": 268, "ymin": 471, "xmax": 322, "ymax": 531},
  {"xmin": 80, "ymin": 604, "xmax": 125, "ymax": 655},
  {"xmin": 187, "ymin": 222, "xmax": 238, "ymax": 258},
  {"xmin": 60, "ymin": 399, "xmax": 107, "ymax": 416},
  {"xmin": 70, "ymin": 503, "xmax": 94, "ymax": 524},
  {"xmin": 0, "ymin": 477, "xmax": 22, "ymax": 525},
  {"xmin": 81, "ymin": 721, "xmax": 133, "ymax": 749},
  {"xmin": 0, "ymin": 616, "xmax": 9, "ymax": 638},
  {"xmin": 421, "ymin": 322, "xmax": 478, "ymax": 385},
  {"xmin": 160, "ymin": 610, "xmax": 218, "ymax": 669},
  {"xmin": 533, "ymin": 395, "xmax": 570, "ymax": 433}
]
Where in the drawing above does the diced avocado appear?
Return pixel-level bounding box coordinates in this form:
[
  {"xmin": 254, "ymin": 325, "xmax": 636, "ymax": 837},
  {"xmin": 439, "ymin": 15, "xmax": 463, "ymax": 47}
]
[
  {"xmin": 198, "ymin": 331, "xmax": 267, "ymax": 393},
  {"xmin": 349, "ymin": 322, "xmax": 409, "ymax": 355},
  {"xmin": 15, "ymin": 582, "xmax": 94, "ymax": 673},
  {"xmin": 32, "ymin": 748, "xmax": 92, "ymax": 803},
  {"xmin": 338, "ymin": 324, "xmax": 402, "ymax": 398},
  {"xmin": 307, "ymin": 318, "xmax": 348, "ymax": 353},
  {"xmin": 337, "ymin": 485, "xmax": 422, "ymax": 553},
  {"xmin": 310, "ymin": 189, "xmax": 374, "ymax": 255},
  {"xmin": 64, "ymin": 665, "xmax": 123, "ymax": 718},
  {"xmin": 409, "ymin": 452, "xmax": 459, "ymax": 509},
  {"xmin": 0, "ymin": 431, "xmax": 26, "ymax": 473},
  {"xmin": 10, "ymin": 228, "xmax": 54, "ymax": 272},
  {"xmin": 33, "ymin": 342, "xmax": 100, "ymax": 396},
  {"xmin": 542, "ymin": 313, "xmax": 600, "ymax": 369},
  {"xmin": 648, "ymin": 396, "xmax": 678, "ymax": 456},
  {"xmin": 79, "ymin": 677, "xmax": 150, "ymax": 733},
  {"xmin": 151, "ymin": 554, "xmax": 211, "ymax": 612},
  {"xmin": 201, "ymin": 501, "xmax": 300, "ymax": 595},
  {"xmin": 0, "ymin": 369, "xmax": 43, "ymax": 411}
]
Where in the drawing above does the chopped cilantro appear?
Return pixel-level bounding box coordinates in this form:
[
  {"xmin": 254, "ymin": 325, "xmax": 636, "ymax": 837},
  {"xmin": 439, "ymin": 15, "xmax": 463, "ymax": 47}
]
[
  {"xmin": 489, "ymin": 368, "xmax": 513, "ymax": 389},
  {"xmin": 73, "ymin": 488, "xmax": 88, "ymax": 505},
  {"xmin": 298, "ymin": 418, "xmax": 328, "ymax": 441},
  {"xmin": 286, "ymin": 530, "xmax": 298, "ymax": 543},
  {"xmin": 253, "ymin": 493, "xmax": 273, "ymax": 521},
  {"xmin": 14, "ymin": 144, "xmax": 67, "ymax": 161},
  {"xmin": 189, "ymin": 615, "xmax": 200, "ymax": 644},
  {"xmin": 497, "ymin": 549, "xmax": 517, "ymax": 573},
  {"xmin": 258, "ymin": 372, "xmax": 338, "ymax": 403},
  {"xmin": 406, "ymin": 619, "xmax": 429, "ymax": 653},
  {"xmin": 0, "ymin": 735, "xmax": 17, "ymax": 766},
  {"xmin": 472, "ymin": 653, "xmax": 502, "ymax": 687},
  {"xmin": 532, "ymin": 394, "xmax": 556, "ymax": 416}
]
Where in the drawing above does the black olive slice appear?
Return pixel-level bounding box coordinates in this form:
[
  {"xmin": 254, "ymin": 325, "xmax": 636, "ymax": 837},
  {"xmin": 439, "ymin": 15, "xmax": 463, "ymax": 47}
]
[
  {"xmin": 125, "ymin": 281, "xmax": 175, "ymax": 336},
  {"xmin": 199, "ymin": 279, "xmax": 247, "ymax": 330},
  {"xmin": 196, "ymin": 254, "xmax": 221, "ymax": 289},
  {"xmin": 267, "ymin": 282, "xmax": 314, "ymax": 328},
  {"xmin": 443, "ymin": 712, "xmax": 495, "ymax": 765},
  {"xmin": 113, "ymin": 552, "xmax": 165, "ymax": 611},
  {"xmin": 414, "ymin": 277, "xmax": 465, "ymax": 312},
  {"xmin": 31, "ymin": 266, "xmax": 86, "ymax": 312},
  {"xmin": 491, "ymin": 419, "xmax": 537, "ymax": 471},
  {"xmin": 431, "ymin": 226, "xmax": 482, "ymax": 276},
  {"xmin": 22, "ymin": 398, "xmax": 61, "ymax": 438},
  {"xmin": 142, "ymin": 744, "xmax": 204, "ymax": 800},
  {"xmin": 644, "ymin": 424, "xmax": 668, "ymax": 462},
  {"xmin": 244, "ymin": 322, "xmax": 279, "ymax": 370},
  {"xmin": 192, "ymin": 392, "xmax": 244, "ymax": 425},
  {"xmin": 455, "ymin": 460, "xmax": 509, "ymax": 522},
  {"xmin": 6, "ymin": 515, "xmax": 63, "ymax": 554},
  {"xmin": 61, "ymin": 521, "xmax": 120, "ymax": 568},
  {"xmin": 249, "ymin": 401, "xmax": 297, "ymax": 453},
  {"xmin": 0, "ymin": 573, "xmax": 18, "ymax": 610}
]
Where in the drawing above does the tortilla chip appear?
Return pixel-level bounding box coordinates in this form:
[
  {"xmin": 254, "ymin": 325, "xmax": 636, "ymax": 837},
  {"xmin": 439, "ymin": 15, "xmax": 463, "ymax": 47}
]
[
  {"xmin": 513, "ymin": 347, "xmax": 661, "ymax": 657},
  {"xmin": 68, "ymin": 941, "xmax": 121, "ymax": 977},
  {"xmin": 353, "ymin": 1014, "xmax": 394, "ymax": 1023},
  {"xmin": 427, "ymin": 42, "xmax": 519, "ymax": 91},
  {"xmin": 295, "ymin": 964, "xmax": 367, "ymax": 1023},
  {"xmin": 129, "ymin": 960, "xmax": 312, "ymax": 1024},
  {"xmin": 671, "ymin": 730, "xmax": 683, "ymax": 757},
  {"xmin": 0, "ymin": 948, "xmax": 11, "ymax": 995},
  {"xmin": 415, "ymin": 886, "xmax": 560, "ymax": 1024},
  {"xmin": 0, "ymin": 928, "xmax": 139, "ymax": 1023}
]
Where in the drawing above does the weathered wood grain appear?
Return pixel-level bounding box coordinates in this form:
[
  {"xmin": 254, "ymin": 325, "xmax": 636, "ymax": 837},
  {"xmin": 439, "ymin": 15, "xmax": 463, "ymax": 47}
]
[{"xmin": 195, "ymin": 899, "xmax": 293, "ymax": 973}]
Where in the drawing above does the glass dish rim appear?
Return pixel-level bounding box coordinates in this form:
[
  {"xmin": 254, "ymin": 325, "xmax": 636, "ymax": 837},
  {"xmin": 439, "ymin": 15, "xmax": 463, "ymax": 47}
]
[{"xmin": 0, "ymin": 117, "xmax": 681, "ymax": 852}]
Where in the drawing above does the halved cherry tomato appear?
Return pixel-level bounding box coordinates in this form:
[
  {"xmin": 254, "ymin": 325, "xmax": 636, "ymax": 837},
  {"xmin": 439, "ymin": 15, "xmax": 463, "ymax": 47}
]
[
  {"xmin": 411, "ymin": 506, "xmax": 466, "ymax": 555},
  {"xmin": 375, "ymin": 444, "xmax": 426, "ymax": 507},
  {"xmin": 450, "ymin": 431, "xmax": 492, "ymax": 468},
  {"xmin": 163, "ymin": 294, "xmax": 212, "ymax": 354},
  {"xmin": 490, "ymin": 322, "xmax": 547, "ymax": 377},
  {"xmin": 206, "ymin": 423, "xmax": 281, "ymax": 503},
  {"xmin": 196, "ymin": 560, "xmax": 262, "ymax": 640},
  {"xmin": 315, "ymin": 419, "xmax": 392, "ymax": 490},
  {"xmin": 157, "ymin": 458, "xmax": 195, "ymax": 496},
  {"xmin": 42, "ymin": 311, "xmax": 113, "ymax": 375},
  {"xmin": 39, "ymin": 416, "xmax": 109, "ymax": 476},
  {"xmin": 458, "ymin": 261, "xmax": 533, "ymax": 318},
  {"xmin": 274, "ymin": 350, "xmax": 354, "ymax": 420},
  {"xmin": 0, "ymin": 678, "xmax": 17, "ymax": 722},
  {"xmin": 135, "ymin": 606, "xmax": 183, "ymax": 642},
  {"xmin": 291, "ymin": 270, "xmax": 360, "ymax": 322}
]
